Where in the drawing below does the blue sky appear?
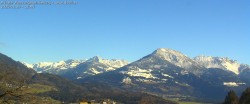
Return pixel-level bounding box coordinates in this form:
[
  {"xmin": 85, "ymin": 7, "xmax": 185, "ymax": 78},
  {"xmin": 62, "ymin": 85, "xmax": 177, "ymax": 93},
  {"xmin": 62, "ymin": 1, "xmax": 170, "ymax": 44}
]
[{"xmin": 0, "ymin": 0, "xmax": 249, "ymax": 64}]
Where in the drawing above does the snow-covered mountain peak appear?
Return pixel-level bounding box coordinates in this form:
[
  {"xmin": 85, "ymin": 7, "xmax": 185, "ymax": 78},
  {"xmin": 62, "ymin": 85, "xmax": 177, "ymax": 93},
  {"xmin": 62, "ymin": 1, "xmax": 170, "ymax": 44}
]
[
  {"xmin": 21, "ymin": 62, "xmax": 34, "ymax": 69},
  {"xmin": 194, "ymin": 56, "xmax": 248, "ymax": 74},
  {"xmin": 22, "ymin": 57, "xmax": 128, "ymax": 76},
  {"xmin": 62, "ymin": 57, "xmax": 129, "ymax": 79},
  {"xmin": 152, "ymin": 48, "xmax": 202, "ymax": 70},
  {"xmin": 86, "ymin": 56, "xmax": 129, "ymax": 68},
  {"xmin": 23, "ymin": 59, "xmax": 86, "ymax": 73},
  {"xmin": 153, "ymin": 48, "xmax": 186, "ymax": 57},
  {"xmin": 34, "ymin": 62, "xmax": 54, "ymax": 68},
  {"xmin": 87, "ymin": 56, "xmax": 103, "ymax": 62}
]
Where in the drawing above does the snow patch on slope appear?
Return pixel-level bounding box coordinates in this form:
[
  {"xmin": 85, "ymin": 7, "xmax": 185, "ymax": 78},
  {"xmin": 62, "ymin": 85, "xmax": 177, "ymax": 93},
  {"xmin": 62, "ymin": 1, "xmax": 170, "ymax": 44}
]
[
  {"xmin": 161, "ymin": 73, "xmax": 174, "ymax": 78},
  {"xmin": 223, "ymin": 82, "xmax": 246, "ymax": 87},
  {"xmin": 122, "ymin": 66, "xmax": 156, "ymax": 79},
  {"xmin": 122, "ymin": 77, "xmax": 132, "ymax": 84}
]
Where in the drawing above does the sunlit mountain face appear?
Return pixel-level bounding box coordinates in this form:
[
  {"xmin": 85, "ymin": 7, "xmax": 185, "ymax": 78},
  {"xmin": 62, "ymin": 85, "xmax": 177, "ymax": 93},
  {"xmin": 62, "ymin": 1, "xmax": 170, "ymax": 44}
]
[{"xmin": 18, "ymin": 48, "xmax": 250, "ymax": 103}]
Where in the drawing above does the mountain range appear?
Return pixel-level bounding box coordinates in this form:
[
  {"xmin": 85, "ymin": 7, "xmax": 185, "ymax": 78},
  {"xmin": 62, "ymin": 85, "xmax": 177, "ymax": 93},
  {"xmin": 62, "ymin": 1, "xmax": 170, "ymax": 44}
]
[
  {"xmin": 20, "ymin": 48, "xmax": 250, "ymax": 103},
  {"xmin": 0, "ymin": 52, "xmax": 176, "ymax": 104},
  {"xmin": 24, "ymin": 48, "xmax": 249, "ymax": 82},
  {"xmin": 22, "ymin": 56, "xmax": 129, "ymax": 79}
]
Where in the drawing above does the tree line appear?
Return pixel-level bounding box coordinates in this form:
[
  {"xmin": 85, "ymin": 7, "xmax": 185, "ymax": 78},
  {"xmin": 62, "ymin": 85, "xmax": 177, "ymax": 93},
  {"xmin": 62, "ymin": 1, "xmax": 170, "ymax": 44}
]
[{"xmin": 223, "ymin": 87, "xmax": 250, "ymax": 104}]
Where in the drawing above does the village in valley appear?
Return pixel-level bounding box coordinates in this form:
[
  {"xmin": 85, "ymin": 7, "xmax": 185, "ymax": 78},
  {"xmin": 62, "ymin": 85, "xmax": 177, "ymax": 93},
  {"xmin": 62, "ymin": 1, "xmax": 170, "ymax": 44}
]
[{"xmin": 69, "ymin": 99, "xmax": 118, "ymax": 104}]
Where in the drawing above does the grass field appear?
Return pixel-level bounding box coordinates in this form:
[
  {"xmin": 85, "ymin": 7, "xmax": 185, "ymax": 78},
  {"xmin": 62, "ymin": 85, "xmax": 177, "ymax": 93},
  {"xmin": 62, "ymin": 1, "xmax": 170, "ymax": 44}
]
[{"xmin": 166, "ymin": 98, "xmax": 213, "ymax": 104}]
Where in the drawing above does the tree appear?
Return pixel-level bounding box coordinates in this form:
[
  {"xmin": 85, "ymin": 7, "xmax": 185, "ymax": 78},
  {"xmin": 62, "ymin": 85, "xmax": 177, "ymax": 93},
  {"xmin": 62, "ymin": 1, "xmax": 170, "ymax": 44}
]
[
  {"xmin": 239, "ymin": 87, "xmax": 250, "ymax": 104},
  {"xmin": 223, "ymin": 90, "xmax": 239, "ymax": 104}
]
